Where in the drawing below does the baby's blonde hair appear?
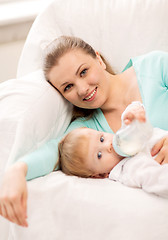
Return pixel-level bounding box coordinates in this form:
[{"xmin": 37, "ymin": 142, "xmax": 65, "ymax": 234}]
[{"xmin": 57, "ymin": 128, "xmax": 94, "ymax": 178}]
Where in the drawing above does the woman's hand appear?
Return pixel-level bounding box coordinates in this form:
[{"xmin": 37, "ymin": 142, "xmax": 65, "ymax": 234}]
[
  {"xmin": 123, "ymin": 102, "xmax": 146, "ymax": 125},
  {"xmin": 0, "ymin": 162, "xmax": 28, "ymax": 227},
  {"xmin": 151, "ymin": 136, "xmax": 168, "ymax": 164}
]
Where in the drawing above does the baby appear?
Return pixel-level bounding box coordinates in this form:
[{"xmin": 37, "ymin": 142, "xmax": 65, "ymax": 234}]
[
  {"xmin": 57, "ymin": 101, "xmax": 147, "ymax": 177},
  {"xmin": 58, "ymin": 127, "xmax": 123, "ymax": 178},
  {"xmin": 57, "ymin": 102, "xmax": 168, "ymax": 198}
]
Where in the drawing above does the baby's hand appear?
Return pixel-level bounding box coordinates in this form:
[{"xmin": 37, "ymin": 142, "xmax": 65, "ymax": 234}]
[{"xmin": 122, "ymin": 101, "xmax": 146, "ymax": 125}]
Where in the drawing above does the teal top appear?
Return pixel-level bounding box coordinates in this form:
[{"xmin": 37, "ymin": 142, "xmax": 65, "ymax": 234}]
[
  {"xmin": 20, "ymin": 50, "xmax": 168, "ymax": 180},
  {"xmin": 124, "ymin": 51, "xmax": 168, "ymax": 130}
]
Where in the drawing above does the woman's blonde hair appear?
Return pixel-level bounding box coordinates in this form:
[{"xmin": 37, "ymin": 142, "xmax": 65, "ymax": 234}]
[
  {"xmin": 56, "ymin": 128, "xmax": 94, "ymax": 178},
  {"xmin": 43, "ymin": 35, "xmax": 115, "ymax": 120}
]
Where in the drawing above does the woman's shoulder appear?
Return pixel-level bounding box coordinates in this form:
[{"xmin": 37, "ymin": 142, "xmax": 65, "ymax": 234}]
[
  {"xmin": 133, "ymin": 50, "xmax": 168, "ymax": 65},
  {"xmin": 130, "ymin": 50, "xmax": 168, "ymax": 77},
  {"xmin": 123, "ymin": 51, "xmax": 168, "ymax": 72}
]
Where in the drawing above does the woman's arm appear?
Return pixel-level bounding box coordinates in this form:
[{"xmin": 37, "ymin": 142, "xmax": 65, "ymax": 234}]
[
  {"xmin": 21, "ymin": 137, "xmax": 61, "ymax": 180},
  {"xmin": 151, "ymin": 137, "xmax": 168, "ymax": 164},
  {"xmin": 0, "ymin": 162, "xmax": 28, "ymax": 227},
  {"xmin": 0, "ymin": 117, "xmax": 88, "ymax": 226},
  {"xmin": 22, "ymin": 119, "xmax": 88, "ymax": 180}
]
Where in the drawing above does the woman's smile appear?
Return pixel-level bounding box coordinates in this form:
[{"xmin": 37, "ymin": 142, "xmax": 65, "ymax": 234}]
[
  {"xmin": 83, "ymin": 87, "xmax": 97, "ymax": 101},
  {"xmin": 48, "ymin": 49, "xmax": 111, "ymax": 109}
]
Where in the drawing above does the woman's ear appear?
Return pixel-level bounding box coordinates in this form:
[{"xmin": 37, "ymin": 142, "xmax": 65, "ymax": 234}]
[{"xmin": 95, "ymin": 51, "xmax": 106, "ymax": 70}]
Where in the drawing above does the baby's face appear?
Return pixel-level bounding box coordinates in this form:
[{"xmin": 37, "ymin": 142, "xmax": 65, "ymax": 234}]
[{"xmin": 77, "ymin": 128, "xmax": 123, "ymax": 178}]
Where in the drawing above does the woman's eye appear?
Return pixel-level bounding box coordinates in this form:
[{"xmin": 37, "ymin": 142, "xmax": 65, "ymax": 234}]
[
  {"xmin": 80, "ymin": 68, "xmax": 87, "ymax": 77},
  {"xmin": 97, "ymin": 151, "xmax": 102, "ymax": 159},
  {"xmin": 100, "ymin": 136, "xmax": 104, "ymax": 142},
  {"xmin": 64, "ymin": 84, "xmax": 73, "ymax": 92}
]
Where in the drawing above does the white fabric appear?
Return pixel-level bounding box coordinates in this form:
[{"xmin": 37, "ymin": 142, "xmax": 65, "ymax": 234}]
[
  {"xmin": 0, "ymin": 70, "xmax": 72, "ymax": 239},
  {"xmin": 17, "ymin": 0, "xmax": 168, "ymax": 77},
  {"xmin": 1, "ymin": 0, "xmax": 168, "ymax": 239},
  {"xmin": 0, "ymin": 69, "xmax": 72, "ymax": 172},
  {"xmin": 109, "ymin": 128, "xmax": 168, "ymax": 198},
  {"xmin": 7, "ymin": 172, "xmax": 168, "ymax": 240}
]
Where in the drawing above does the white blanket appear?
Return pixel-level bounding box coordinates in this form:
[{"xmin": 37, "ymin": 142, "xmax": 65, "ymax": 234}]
[{"xmin": 2, "ymin": 168, "xmax": 168, "ymax": 240}]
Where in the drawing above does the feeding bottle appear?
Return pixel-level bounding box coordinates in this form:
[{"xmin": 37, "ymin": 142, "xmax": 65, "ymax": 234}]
[{"xmin": 113, "ymin": 119, "xmax": 153, "ymax": 157}]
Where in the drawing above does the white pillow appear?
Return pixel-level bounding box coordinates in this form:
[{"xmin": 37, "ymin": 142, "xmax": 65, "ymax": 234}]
[
  {"xmin": 14, "ymin": 0, "xmax": 168, "ymax": 169},
  {"xmin": 0, "ymin": 70, "xmax": 72, "ymax": 171},
  {"xmin": 17, "ymin": 0, "xmax": 168, "ymax": 77}
]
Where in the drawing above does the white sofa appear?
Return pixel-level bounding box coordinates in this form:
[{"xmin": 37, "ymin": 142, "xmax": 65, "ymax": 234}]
[{"xmin": 1, "ymin": 0, "xmax": 168, "ymax": 239}]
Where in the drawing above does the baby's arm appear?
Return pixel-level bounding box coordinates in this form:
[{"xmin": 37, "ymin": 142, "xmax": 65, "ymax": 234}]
[{"xmin": 122, "ymin": 101, "xmax": 146, "ymax": 125}]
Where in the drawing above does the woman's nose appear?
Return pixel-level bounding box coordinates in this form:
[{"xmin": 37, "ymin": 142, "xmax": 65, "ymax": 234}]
[{"xmin": 76, "ymin": 82, "xmax": 89, "ymax": 97}]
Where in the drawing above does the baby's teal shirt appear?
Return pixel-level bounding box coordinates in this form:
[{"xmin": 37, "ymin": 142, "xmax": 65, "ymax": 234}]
[{"xmin": 20, "ymin": 51, "xmax": 168, "ymax": 180}]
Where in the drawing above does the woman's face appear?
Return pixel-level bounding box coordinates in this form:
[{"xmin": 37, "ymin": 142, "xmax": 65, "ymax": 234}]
[{"xmin": 48, "ymin": 50, "xmax": 111, "ymax": 109}]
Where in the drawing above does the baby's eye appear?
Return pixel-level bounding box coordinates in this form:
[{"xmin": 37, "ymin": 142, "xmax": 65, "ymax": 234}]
[
  {"xmin": 80, "ymin": 68, "xmax": 87, "ymax": 77},
  {"xmin": 100, "ymin": 136, "xmax": 104, "ymax": 142},
  {"xmin": 97, "ymin": 151, "xmax": 102, "ymax": 159},
  {"xmin": 64, "ymin": 84, "xmax": 73, "ymax": 92}
]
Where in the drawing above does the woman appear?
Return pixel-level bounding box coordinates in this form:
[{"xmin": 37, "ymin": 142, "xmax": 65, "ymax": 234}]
[{"xmin": 0, "ymin": 36, "xmax": 168, "ymax": 227}]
